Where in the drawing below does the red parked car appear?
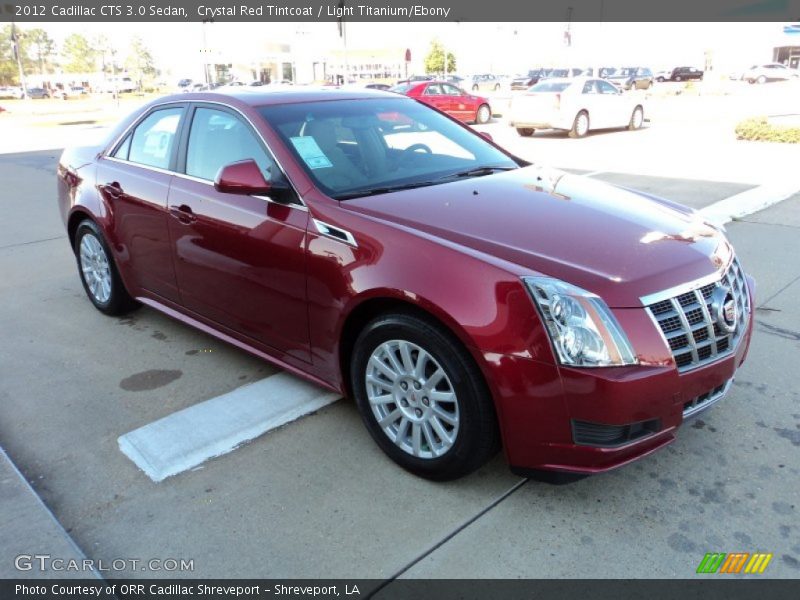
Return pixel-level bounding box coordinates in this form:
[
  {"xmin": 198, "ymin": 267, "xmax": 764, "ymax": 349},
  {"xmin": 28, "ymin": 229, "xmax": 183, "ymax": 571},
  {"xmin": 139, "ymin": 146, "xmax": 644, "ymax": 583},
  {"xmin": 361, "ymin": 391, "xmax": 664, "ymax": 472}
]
[
  {"xmin": 57, "ymin": 89, "xmax": 753, "ymax": 480},
  {"xmin": 391, "ymin": 80, "xmax": 492, "ymax": 124}
]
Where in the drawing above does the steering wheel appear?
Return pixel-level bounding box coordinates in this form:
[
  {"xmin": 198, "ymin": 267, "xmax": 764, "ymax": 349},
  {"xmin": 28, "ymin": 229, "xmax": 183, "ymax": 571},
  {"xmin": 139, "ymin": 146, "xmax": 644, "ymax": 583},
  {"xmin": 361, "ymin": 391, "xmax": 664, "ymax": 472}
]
[{"xmin": 397, "ymin": 143, "xmax": 433, "ymax": 168}]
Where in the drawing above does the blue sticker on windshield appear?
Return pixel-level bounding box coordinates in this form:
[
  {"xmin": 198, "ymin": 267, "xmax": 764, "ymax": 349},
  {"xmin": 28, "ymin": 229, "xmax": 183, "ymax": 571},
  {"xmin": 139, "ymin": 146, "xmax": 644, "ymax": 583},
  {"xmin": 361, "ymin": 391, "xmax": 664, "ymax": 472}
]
[{"xmin": 290, "ymin": 136, "xmax": 333, "ymax": 169}]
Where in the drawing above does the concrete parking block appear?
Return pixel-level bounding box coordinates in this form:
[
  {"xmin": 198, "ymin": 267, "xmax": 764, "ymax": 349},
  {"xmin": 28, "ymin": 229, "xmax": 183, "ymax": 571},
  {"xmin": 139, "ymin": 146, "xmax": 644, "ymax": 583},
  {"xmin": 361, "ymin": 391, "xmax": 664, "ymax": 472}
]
[{"xmin": 119, "ymin": 373, "xmax": 341, "ymax": 482}]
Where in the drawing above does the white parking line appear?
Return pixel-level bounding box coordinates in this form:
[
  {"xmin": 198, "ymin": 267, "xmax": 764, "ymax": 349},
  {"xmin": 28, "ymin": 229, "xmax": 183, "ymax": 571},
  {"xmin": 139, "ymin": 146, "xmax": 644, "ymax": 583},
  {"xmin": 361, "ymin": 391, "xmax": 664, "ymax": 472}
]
[
  {"xmin": 118, "ymin": 373, "xmax": 341, "ymax": 482},
  {"xmin": 700, "ymin": 182, "xmax": 800, "ymax": 225}
]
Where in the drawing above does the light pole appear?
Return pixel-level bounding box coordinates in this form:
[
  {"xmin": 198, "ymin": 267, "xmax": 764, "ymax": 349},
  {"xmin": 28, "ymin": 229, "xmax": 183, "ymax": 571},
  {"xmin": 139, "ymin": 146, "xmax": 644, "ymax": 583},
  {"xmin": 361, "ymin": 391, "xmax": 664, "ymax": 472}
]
[{"xmin": 11, "ymin": 22, "xmax": 28, "ymax": 98}]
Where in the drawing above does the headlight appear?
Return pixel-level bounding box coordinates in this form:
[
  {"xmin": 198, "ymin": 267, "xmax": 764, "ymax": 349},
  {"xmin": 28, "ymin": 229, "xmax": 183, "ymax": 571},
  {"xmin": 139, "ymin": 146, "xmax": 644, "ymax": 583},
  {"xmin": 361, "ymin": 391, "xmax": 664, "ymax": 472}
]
[{"xmin": 523, "ymin": 276, "xmax": 638, "ymax": 367}]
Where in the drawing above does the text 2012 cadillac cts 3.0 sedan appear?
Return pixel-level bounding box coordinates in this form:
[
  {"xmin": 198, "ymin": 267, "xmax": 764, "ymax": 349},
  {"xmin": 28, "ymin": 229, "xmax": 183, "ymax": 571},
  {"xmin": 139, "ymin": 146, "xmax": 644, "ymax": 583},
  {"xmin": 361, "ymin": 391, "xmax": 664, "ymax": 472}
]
[{"xmin": 57, "ymin": 89, "xmax": 754, "ymax": 480}]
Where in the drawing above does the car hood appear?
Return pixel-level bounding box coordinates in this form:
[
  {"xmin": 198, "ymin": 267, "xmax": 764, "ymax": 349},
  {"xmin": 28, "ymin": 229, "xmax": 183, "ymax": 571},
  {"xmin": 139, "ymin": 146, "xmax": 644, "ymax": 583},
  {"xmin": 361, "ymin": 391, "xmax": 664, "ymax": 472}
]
[{"xmin": 342, "ymin": 166, "xmax": 732, "ymax": 307}]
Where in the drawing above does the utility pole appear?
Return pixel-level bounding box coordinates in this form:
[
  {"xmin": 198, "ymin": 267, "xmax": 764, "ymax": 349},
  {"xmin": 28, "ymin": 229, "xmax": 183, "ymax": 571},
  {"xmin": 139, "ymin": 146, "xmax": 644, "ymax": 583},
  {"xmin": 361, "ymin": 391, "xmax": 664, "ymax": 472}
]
[
  {"xmin": 202, "ymin": 19, "xmax": 212, "ymax": 85},
  {"xmin": 11, "ymin": 22, "xmax": 28, "ymax": 98},
  {"xmin": 337, "ymin": 0, "xmax": 348, "ymax": 85}
]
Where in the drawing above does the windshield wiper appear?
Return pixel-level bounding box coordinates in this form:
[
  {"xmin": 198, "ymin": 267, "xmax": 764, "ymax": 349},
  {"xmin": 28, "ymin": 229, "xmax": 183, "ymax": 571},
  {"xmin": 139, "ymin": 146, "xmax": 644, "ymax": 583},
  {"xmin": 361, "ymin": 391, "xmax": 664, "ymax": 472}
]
[
  {"xmin": 435, "ymin": 165, "xmax": 517, "ymax": 181},
  {"xmin": 334, "ymin": 180, "xmax": 438, "ymax": 200}
]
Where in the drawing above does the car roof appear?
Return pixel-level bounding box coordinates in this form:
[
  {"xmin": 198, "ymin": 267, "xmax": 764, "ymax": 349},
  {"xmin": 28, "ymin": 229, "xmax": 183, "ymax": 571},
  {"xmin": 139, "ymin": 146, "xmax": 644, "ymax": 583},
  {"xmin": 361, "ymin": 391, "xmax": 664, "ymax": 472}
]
[{"xmin": 156, "ymin": 87, "xmax": 401, "ymax": 107}]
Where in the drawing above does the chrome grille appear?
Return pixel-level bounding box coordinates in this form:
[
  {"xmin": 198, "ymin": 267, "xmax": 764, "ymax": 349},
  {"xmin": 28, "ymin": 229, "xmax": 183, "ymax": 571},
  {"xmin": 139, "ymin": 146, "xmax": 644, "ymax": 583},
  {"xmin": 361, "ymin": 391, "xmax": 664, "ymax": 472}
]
[{"xmin": 644, "ymin": 259, "xmax": 750, "ymax": 373}]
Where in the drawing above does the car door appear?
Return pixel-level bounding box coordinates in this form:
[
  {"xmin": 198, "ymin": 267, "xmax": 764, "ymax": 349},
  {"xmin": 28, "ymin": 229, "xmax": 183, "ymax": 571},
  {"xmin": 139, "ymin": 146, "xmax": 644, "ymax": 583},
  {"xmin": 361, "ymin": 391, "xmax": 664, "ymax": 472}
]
[
  {"xmin": 166, "ymin": 104, "xmax": 311, "ymax": 361},
  {"xmin": 421, "ymin": 83, "xmax": 450, "ymax": 114},
  {"xmin": 442, "ymin": 83, "xmax": 470, "ymax": 121},
  {"xmin": 595, "ymin": 79, "xmax": 627, "ymax": 128},
  {"xmin": 99, "ymin": 103, "xmax": 186, "ymax": 302}
]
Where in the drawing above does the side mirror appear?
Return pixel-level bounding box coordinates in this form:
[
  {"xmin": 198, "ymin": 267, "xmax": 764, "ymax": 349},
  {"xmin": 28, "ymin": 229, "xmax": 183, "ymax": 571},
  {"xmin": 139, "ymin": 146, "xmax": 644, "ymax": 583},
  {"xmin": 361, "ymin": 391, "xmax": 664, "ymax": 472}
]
[
  {"xmin": 480, "ymin": 132, "xmax": 494, "ymax": 142},
  {"xmin": 214, "ymin": 159, "xmax": 273, "ymax": 195}
]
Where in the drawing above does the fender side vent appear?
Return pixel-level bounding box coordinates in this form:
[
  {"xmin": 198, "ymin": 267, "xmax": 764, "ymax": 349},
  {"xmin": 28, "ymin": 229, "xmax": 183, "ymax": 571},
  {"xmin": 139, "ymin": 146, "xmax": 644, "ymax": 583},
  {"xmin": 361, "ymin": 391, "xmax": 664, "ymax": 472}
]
[{"xmin": 313, "ymin": 219, "xmax": 357, "ymax": 247}]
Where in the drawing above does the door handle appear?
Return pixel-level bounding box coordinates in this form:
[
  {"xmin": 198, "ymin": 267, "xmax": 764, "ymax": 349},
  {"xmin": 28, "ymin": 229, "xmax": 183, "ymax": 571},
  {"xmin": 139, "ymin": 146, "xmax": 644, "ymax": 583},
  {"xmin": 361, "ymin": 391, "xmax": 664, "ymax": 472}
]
[
  {"xmin": 102, "ymin": 181, "xmax": 123, "ymax": 199},
  {"xmin": 169, "ymin": 204, "xmax": 196, "ymax": 224}
]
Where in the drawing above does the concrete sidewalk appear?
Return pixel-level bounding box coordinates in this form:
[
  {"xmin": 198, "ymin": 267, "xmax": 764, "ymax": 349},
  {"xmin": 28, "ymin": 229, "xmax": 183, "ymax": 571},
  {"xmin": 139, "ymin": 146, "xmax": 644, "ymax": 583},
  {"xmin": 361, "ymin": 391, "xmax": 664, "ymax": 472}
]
[{"xmin": 0, "ymin": 447, "xmax": 97, "ymax": 579}]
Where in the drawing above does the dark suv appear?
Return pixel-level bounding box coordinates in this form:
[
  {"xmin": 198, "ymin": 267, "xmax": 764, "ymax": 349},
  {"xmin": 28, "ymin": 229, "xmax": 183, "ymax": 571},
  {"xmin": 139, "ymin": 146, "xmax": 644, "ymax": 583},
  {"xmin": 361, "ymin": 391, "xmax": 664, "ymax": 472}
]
[
  {"xmin": 669, "ymin": 67, "xmax": 704, "ymax": 82},
  {"xmin": 603, "ymin": 67, "xmax": 654, "ymax": 90}
]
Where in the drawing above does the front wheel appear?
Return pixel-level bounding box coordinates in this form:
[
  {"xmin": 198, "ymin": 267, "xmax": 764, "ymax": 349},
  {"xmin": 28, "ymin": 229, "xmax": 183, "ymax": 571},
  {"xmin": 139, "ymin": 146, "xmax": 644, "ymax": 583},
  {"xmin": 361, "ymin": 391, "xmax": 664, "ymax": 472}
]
[
  {"xmin": 475, "ymin": 104, "xmax": 491, "ymax": 124},
  {"xmin": 674, "ymin": 76, "xmax": 683, "ymax": 82},
  {"xmin": 628, "ymin": 105, "xmax": 644, "ymax": 130},
  {"xmin": 516, "ymin": 127, "xmax": 535, "ymax": 136},
  {"xmin": 569, "ymin": 111, "xmax": 589, "ymax": 138},
  {"xmin": 757, "ymin": 75, "xmax": 767, "ymax": 84},
  {"xmin": 74, "ymin": 220, "xmax": 138, "ymax": 316},
  {"xmin": 351, "ymin": 313, "xmax": 500, "ymax": 481}
]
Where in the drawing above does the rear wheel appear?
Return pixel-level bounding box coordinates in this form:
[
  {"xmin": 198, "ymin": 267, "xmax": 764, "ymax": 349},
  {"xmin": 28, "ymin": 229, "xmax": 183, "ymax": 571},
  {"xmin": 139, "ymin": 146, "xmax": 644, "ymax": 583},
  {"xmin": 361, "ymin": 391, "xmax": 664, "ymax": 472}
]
[
  {"xmin": 494, "ymin": 83, "xmax": 501, "ymax": 91},
  {"xmin": 74, "ymin": 220, "xmax": 138, "ymax": 316},
  {"xmin": 516, "ymin": 127, "xmax": 535, "ymax": 137},
  {"xmin": 628, "ymin": 105, "xmax": 644, "ymax": 130},
  {"xmin": 472, "ymin": 84, "xmax": 479, "ymax": 92},
  {"xmin": 350, "ymin": 313, "xmax": 499, "ymax": 481},
  {"xmin": 569, "ymin": 111, "xmax": 589, "ymax": 138},
  {"xmin": 475, "ymin": 104, "xmax": 491, "ymax": 124}
]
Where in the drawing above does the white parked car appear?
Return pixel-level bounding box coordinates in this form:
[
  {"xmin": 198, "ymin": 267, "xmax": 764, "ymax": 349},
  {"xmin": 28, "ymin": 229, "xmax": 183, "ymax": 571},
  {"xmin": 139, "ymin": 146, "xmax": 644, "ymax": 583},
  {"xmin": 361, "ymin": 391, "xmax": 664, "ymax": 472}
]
[
  {"xmin": 0, "ymin": 86, "xmax": 24, "ymax": 99},
  {"xmin": 742, "ymin": 63, "xmax": 799, "ymax": 84},
  {"xmin": 508, "ymin": 77, "xmax": 645, "ymax": 138}
]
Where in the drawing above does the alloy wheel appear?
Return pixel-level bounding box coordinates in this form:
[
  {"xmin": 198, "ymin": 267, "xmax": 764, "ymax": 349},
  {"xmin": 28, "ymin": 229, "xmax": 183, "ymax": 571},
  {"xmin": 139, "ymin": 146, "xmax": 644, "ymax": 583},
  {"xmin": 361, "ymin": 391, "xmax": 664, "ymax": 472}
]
[
  {"xmin": 79, "ymin": 233, "xmax": 112, "ymax": 304},
  {"xmin": 365, "ymin": 339, "xmax": 459, "ymax": 459}
]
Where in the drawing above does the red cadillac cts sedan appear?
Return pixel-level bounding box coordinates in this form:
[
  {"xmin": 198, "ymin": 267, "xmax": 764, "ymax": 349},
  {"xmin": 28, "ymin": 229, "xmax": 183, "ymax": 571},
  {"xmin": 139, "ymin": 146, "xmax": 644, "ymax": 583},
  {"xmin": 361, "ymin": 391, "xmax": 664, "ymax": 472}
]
[
  {"xmin": 391, "ymin": 80, "xmax": 492, "ymax": 125},
  {"xmin": 57, "ymin": 89, "xmax": 753, "ymax": 480}
]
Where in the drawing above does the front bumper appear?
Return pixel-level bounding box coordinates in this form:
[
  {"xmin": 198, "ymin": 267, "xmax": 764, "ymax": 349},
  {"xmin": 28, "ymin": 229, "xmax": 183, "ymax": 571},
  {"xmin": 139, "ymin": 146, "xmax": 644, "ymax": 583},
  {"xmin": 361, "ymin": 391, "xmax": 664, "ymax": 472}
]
[{"xmin": 491, "ymin": 277, "xmax": 755, "ymax": 475}]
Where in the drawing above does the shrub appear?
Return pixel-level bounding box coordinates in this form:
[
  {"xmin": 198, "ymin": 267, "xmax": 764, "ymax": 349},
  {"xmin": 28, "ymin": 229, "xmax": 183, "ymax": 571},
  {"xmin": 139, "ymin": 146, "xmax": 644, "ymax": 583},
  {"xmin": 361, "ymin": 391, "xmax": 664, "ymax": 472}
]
[{"xmin": 735, "ymin": 117, "xmax": 800, "ymax": 143}]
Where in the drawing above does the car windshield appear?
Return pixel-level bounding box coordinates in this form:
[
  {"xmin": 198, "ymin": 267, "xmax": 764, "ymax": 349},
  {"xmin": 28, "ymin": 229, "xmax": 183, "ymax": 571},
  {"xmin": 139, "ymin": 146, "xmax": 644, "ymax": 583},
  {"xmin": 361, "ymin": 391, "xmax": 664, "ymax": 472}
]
[
  {"xmin": 528, "ymin": 81, "xmax": 572, "ymax": 92},
  {"xmin": 259, "ymin": 98, "xmax": 518, "ymax": 200}
]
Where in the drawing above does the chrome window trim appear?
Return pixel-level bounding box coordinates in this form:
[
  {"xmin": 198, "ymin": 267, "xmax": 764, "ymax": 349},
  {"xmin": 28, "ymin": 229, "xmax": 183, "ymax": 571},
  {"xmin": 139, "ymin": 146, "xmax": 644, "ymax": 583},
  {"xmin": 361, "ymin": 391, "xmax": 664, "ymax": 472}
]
[
  {"xmin": 312, "ymin": 219, "xmax": 358, "ymax": 247},
  {"xmin": 103, "ymin": 155, "xmax": 307, "ymax": 212},
  {"xmin": 101, "ymin": 98, "xmax": 307, "ymax": 208}
]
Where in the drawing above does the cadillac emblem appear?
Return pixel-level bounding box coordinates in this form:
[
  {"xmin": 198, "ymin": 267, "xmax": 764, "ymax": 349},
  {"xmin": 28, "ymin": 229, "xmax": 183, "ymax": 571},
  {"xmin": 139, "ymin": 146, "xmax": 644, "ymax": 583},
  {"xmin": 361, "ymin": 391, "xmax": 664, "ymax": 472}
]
[{"xmin": 711, "ymin": 286, "xmax": 738, "ymax": 333}]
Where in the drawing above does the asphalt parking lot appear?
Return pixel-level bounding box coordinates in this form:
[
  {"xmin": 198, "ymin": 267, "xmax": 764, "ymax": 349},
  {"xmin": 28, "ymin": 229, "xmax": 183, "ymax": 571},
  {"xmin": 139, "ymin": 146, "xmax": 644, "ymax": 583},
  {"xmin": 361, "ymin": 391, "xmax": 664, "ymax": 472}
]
[{"xmin": 0, "ymin": 129, "xmax": 798, "ymax": 582}]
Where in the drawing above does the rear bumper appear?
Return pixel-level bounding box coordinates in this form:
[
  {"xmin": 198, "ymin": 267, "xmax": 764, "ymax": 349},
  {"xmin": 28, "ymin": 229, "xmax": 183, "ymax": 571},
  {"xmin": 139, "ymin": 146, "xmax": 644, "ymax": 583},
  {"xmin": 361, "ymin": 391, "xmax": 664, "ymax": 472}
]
[{"xmin": 489, "ymin": 281, "xmax": 755, "ymax": 475}]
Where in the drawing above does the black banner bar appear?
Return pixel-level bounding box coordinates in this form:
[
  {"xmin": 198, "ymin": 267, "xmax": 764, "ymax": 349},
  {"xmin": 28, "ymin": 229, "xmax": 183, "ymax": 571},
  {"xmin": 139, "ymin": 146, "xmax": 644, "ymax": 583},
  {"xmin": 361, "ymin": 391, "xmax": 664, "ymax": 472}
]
[
  {"xmin": 1, "ymin": 0, "xmax": 800, "ymax": 22},
  {"xmin": 2, "ymin": 579, "xmax": 800, "ymax": 600}
]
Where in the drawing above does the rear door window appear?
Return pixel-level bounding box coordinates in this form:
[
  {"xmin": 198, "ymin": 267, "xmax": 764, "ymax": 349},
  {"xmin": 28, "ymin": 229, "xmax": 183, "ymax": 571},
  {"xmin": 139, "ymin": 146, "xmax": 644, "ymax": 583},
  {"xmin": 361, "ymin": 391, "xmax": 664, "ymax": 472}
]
[{"xmin": 127, "ymin": 107, "xmax": 183, "ymax": 170}]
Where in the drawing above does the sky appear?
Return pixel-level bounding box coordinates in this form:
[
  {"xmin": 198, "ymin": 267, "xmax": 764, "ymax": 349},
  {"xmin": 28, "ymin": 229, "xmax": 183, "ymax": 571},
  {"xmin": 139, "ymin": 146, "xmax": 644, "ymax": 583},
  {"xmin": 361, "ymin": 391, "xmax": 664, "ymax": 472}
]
[{"xmin": 28, "ymin": 21, "xmax": 795, "ymax": 81}]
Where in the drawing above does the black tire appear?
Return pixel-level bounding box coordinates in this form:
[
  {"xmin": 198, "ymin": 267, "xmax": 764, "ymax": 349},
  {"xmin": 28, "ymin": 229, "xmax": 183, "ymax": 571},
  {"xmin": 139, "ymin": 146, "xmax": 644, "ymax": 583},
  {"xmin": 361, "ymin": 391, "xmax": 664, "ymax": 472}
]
[
  {"xmin": 674, "ymin": 75, "xmax": 683, "ymax": 82},
  {"xmin": 350, "ymin": 312, "xmax": 500, "ymax": 481},
  {"xmin": 568, "ymin": 110, "xmax": 589, "ymax": 138},
  {"xmin": 494, "ymin": 83, "xmax": 501, "ymax": 91},
  {"xmin": 628, "ymin": 105, "xmax": 644, "ymax": 130},
  {"xmin": 475, "ymin": 103, "xmax": 491, "ymax": 124},
  {"xmin": 74, "ymin": 220, "xmax": 138, "ymax": 316},
  {"xmin": 472, "ymin": 84, "xmax": 479, "ymax": 92},
  {"xmin": 516, "ymin": 127, "xmax": 535, "ymax": 137}
]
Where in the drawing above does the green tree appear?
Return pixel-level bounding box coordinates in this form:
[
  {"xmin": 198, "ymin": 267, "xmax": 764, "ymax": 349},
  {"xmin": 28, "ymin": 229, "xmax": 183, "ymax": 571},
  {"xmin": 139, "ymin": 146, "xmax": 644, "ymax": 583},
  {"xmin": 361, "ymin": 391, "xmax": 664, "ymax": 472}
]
[
  {"xmin": 125, "ymin": 36, "xmax": 156, "ymax": 87},
  {"xmin": 26, "ymin": 28, "xmax": 55, "ymax": 76},
  {"xmin": 0, "ymin": 24, "xmax": 35, "ymax": 85},
  {"xmin": 423, "ymin": 40, "xmax": 456, "ymax": 75},
  {"xmin": 0, "ymin": 25, "xmax": 17, "ymax": 84},
  {"xmin": 62, "ymin": 33, "xmax": 96, "ymax": 73}
]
